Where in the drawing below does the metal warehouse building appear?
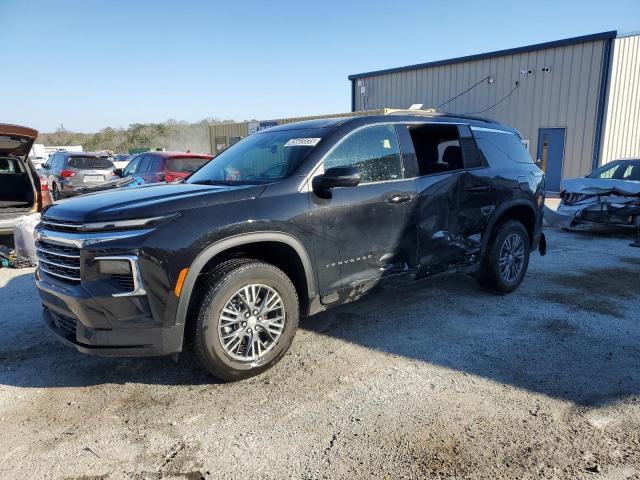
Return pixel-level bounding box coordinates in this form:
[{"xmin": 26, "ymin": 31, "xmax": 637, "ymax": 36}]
[{"xmin": 349, "ymin": 31, "xmax": 640, "ymax": 192}]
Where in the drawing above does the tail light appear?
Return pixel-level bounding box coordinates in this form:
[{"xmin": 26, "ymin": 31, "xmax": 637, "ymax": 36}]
[
  {"xmin": 156, "ymin": 172, "xmax": 176, "ymax": 183},
  {"xmin": 60, "ymin": 169, "xmax": 76, "ymax": 178},
  {"xmin": 39, "ymin": 176, "xmax": 49, "ymax": 191}
]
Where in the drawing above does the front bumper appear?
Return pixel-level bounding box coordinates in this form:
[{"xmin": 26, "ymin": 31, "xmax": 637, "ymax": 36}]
[
  {"xmin": 550, "ymin": 201, "xmax": 640, "ymax": 232},
  {"xmin": 37, "ymin": 271, "xmax": 183, "ymax": 356},
  {"xmin": 33, "ymin": 219, "xmax": 184, "ymax": 357}
]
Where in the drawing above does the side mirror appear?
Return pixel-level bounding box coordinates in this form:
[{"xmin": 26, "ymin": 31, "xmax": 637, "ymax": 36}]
[
  {"xmin": 113, "ymin": 168, "xmax": 123, "ymax": 177},
  {"xmin": 42, "ymin": 164, "xmax": 50, "ymax": 170},
  {"xmin": 312, "ymin": 166, "xmax": 360, "ymax": 198}
]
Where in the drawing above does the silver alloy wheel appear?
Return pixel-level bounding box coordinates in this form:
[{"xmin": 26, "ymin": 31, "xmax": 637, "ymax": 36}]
[
  {"xmin": 217, "ymin": 284, "xmax": 286, "ymax": 362},
  {"xmin": 499, "ymin": 233, "xmax": 525, "ymax": 283}
]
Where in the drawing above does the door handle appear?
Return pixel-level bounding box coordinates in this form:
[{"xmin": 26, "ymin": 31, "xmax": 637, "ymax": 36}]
[
  {"xmin": 386, "ymin": 194, "xmax": 413, "ymax": 204},
  {"xmin": 466, "ymin": 185, "xmax": 491, "ymax": 193}
]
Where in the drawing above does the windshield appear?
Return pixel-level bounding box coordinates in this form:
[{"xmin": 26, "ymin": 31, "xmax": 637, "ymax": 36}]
[
  {"xmin": 188, "ymin": 128, "xmax": 328, "ymax": 184},
  {"xmin": 68, "ymin": 156, "xmax": 114, "ymax": 170},
  {"xmin": 588, "ymin": 160, "xmax": 640, "ymax": 180},
  {"xmin": 167, "ymin": 156, "xmax": 211, "ymax": 173}
]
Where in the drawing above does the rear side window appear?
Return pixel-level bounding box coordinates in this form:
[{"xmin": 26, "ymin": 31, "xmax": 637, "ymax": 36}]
[
  {"xmin": 167, "ymin": 157, "xmax": 210, "ymax": 173},
  {"xmin": 150, "ymin": 156, "xmax": 164, "ymax": 172},
  {"xmin": 324, "ymin": 125, "xmax": 403, "ymax": 183},
  {"xmin": 68, "ymin": 156, "xmax": 114, "ymax": 170},
  {"xmin": 138, "ymin": 155, "xmax": 153, "ymax": 172},
  {"xmin": 407, "ymin": 124, "xmax": 464, "ymax": 175},
  {"xmin": 472, "ymin": 128, "xmax": 534, "ymax": 167},
  {"xmin": 0, "ymin": 157, "xmax": 22, "ymax": 174}
]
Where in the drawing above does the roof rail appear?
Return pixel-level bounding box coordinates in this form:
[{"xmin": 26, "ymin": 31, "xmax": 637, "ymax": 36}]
[
  {"xmin": 384, "ymin": 108, "xmax": 441, "ymax": 116},
  {"xmin": 384, "ymin": 108, "xmax": 498, "ymax": 124}
]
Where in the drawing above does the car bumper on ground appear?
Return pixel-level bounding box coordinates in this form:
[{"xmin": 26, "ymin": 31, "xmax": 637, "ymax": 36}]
[{"xmin": 36, "ymin": 270, "xmax": 182, "ymax": 357}]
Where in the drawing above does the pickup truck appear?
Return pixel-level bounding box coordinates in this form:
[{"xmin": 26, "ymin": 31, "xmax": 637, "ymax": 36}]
[{"xmin": 35, "ymin": 112, "xmax": 546, "ymax": 380}]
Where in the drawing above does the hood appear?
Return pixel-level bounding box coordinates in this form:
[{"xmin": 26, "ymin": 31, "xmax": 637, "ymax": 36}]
[
  {"xmin": 43, "ymin": 182, "xmax": 266, "ymax": 223},
  {"xmin": 0, "ymin": 124, "xmax": 38, "ymax": 160},
  {"xmin": 561, "ymin": 177, "xmax": 640, "ymax": 197},
  {"xmin": 73, "ymin": 175, "xmax": 137, "ymax": 194}
]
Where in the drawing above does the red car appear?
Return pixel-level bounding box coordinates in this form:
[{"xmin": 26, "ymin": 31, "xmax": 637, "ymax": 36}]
[{"xmin": 119, "ymin": 151, "xmax": 214, "ymax": 184}]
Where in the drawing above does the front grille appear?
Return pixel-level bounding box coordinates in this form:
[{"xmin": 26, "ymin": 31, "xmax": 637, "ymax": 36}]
[
  {"xmin": 561, "ymin": 192, "xmax": 591, "ymax": 205},
  {"xmin": 51, "ymin": 310, "xmax": 78, "ymax": 335},
  {"xmin": 40, "ymin": 219, "xmax": 83, "ymax": 233},
  {"xmin": 111, "ymin": 273, "xmax": 135, "ymax": 291},
  {"xmin": 36, "ymin": 240, "xmax": 81, "ymax": 283}
]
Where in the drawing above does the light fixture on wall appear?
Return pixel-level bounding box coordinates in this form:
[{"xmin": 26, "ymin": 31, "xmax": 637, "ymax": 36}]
[{"xmin": 488, "ymin": 77, "xmax": 495, "ymax": 84}]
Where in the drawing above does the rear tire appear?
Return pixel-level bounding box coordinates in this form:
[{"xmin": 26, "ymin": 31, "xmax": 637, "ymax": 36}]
[
  {"xmin": 477, "ymin": 220, "xmax": 530, "ymax": 294},
  {"xmin": 188, "ymin": 259, "xmax": 299, "ymax": 381},
  {"xmin": 52, "ymin": 183, "xmax": 59, "ymax": 201}
]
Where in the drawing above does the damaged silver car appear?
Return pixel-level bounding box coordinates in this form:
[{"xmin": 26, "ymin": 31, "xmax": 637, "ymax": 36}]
[{"xmin": 549, "ymin": 159, "xmax": 640, "ymax": 232}]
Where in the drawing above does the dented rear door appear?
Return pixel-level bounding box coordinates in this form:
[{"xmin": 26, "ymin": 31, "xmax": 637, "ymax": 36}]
[{"xmin": 397, "ymin": 123, "xmax": 497, "ymax": 275}]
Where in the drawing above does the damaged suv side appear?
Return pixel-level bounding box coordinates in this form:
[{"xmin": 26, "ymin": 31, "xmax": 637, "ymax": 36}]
[{"xmin": 35, "ymin": 112, "xmax": 546, "ymax": 380}]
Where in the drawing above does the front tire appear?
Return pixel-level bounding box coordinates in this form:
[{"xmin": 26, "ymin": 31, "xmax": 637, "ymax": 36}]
[
  {"xmin": 51, "ymin": 183, "xmax": 59, "ymax": 201},
  {"xmin": 189, "ymin": 260, "xmax": 299, "ymax": 381},
  {"xmin": 478, "ymin": 220, "xmax": 530, "ymax": 294}
]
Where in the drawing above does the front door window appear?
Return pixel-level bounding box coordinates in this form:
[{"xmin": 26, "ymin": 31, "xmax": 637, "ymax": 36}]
[{"xmin": 323, "ymin": 125, "xmax": 403, "ymax": 183}]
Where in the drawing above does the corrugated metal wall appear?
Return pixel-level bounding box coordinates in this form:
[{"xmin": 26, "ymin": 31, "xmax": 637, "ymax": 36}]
[
  {"xmin": 353, "ymin": 40, "xmax": 608, "ymax": 179},
  {"xmin": 600, "ymin": 34, "xmax": 640, "ymax": 163}
]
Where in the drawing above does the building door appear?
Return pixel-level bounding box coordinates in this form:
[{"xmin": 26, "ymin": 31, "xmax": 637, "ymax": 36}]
[{"xmin": 536, "ymin": 128, "xmax": 566, "ymax": 192}]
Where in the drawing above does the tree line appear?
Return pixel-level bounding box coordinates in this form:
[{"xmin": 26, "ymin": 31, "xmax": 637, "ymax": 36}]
[{"xmin": 37, "ymin": 118, "xmax": 237, "ymax": 154}]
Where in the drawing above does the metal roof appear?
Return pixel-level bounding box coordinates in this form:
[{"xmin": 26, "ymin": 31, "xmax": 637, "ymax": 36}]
[{"xmin": 348, "ymin": 31, "xmax": 618, "ymax": 80}]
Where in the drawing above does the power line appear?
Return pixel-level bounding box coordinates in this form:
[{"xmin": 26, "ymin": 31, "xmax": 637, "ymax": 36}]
[
  {"xmin": 436, "ymin": 75, "xmax": 491, "ymax": 108},
  {"xmin": 464, "ymin": 81, "xmax": 520, "ymax": 115}
]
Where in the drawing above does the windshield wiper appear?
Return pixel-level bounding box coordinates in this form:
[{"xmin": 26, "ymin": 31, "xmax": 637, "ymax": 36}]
[
  {"xmin": 190, "ymin": 179, "xmax": 237, "ymax": 186},
  {"xmin": 190, "ymin": 179, "xmax": 266, "ymax": 186}
]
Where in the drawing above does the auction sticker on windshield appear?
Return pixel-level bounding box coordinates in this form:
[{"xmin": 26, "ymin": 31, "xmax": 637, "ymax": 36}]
[{"xmin": 284, "ymin": 138, "xmax": 321, "ymax": 147}]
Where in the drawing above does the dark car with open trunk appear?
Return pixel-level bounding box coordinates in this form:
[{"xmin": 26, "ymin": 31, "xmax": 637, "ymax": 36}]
[{"xmin": 0, "ymin": 124, "xmax": 51, "ymax": 234}]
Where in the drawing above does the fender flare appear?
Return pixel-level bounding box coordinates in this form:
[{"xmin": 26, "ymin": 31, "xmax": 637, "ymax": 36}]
[
  {"xmin": 174, "ymin": 231, "xmax": 316, "ymax": 327},
  {"xmin": 480, "ymin": 199, "xmax": 538, "ymax": 255}
]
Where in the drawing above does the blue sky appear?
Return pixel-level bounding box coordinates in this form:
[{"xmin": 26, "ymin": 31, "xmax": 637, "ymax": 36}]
[{"xmin": 2, "ymin": 0, "xmax": 639, "ymax": 133}]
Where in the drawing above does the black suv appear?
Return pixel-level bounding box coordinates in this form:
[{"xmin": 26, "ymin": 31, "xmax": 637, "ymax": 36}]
[{"xmin": 35, "ymin": 113, "xmax": 546, "ymax": 380}]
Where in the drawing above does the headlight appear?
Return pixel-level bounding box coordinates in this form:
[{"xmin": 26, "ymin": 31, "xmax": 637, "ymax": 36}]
[{"xmin": 81, "ymin": 214, "xmax": 177, "ymax": 232}]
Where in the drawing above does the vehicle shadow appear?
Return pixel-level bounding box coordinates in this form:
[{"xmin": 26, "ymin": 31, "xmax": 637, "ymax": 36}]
[
  {"xmin": 1, "ymin": 260, "xmax": 639, "ymax": 407},
  {"xmin": 300, "ymin": 268, "xmax": 640, "ymax": 408},
  {"xmin": 0, "ymin": 270, "xmax": 217, "ymax": 388}
]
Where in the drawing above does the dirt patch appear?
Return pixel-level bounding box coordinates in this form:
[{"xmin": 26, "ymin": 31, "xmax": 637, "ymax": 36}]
[
  {"xmin": 64, "ymin": 476, "xmax": 109, "ymax": 480},
  {"xmin": 411, "ymin": 434, "xmax": 476, "ymax": 478},
  {"xmin": 542, "ymin": 318, "xmax": 578, "ymax": 336},
  {"xmin": 549, "ymin": 267, "xmax": 638, "ymax": 299},
  {"xmin": 620, "ymin": 256, "xmax": 640, "ymax": 266},
  {"xmin": 541, "ymin": 291, "xmax": 622, "ymax": 317},
  {"xmin": 541, "ymin": 267, "xmax": 639, "ymax": 317}
]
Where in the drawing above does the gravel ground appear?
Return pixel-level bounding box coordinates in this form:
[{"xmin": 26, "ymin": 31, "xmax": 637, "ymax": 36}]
[{"xmin": 0, "ymin": 227, "xmax": 639, "ymax": 480}]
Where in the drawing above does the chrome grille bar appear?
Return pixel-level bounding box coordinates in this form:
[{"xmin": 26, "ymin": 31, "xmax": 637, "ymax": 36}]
[
  {"xmin": 35, "ymin": 245, "xmax": 80, "ymax": 259},
  {"xmin": 39, "ymin": 263, "xmax": 81, "ymax": 282},
  {"xmin": 37, "ymin": 257, "xmax": 81, "ymax": 270}
]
